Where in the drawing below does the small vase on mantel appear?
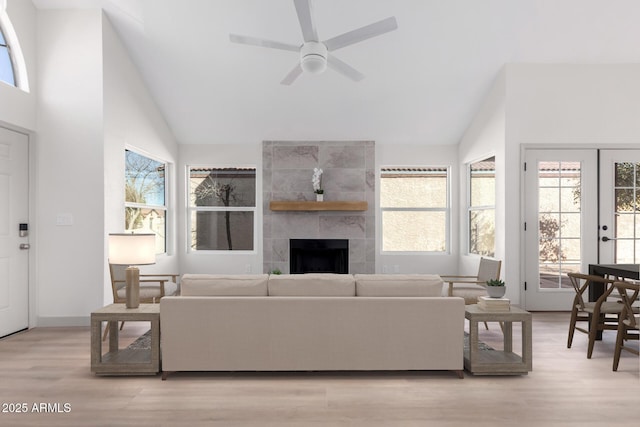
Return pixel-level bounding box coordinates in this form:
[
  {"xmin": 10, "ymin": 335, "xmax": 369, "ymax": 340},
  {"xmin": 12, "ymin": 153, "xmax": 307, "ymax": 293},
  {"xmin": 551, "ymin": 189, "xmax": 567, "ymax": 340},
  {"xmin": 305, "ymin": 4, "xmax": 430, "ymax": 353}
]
[{"xmin": 316, "ymin": 193, "xmax": 324, "ymax": 202}]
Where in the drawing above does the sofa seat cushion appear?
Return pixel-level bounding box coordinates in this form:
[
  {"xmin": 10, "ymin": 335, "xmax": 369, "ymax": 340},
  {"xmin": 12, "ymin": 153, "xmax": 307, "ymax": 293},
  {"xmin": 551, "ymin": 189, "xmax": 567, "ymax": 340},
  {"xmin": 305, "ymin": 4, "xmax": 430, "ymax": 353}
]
[
  {"xmin": 355, "ymin": 274, "xmax": 444, "ymax": 297},
  {"xmin": 268, "ymin": 274, "xmax": 355, "ymax": 296},
  {"xmin": 180, "ymin": 274, "xmax": 268, "ymax": 296}
]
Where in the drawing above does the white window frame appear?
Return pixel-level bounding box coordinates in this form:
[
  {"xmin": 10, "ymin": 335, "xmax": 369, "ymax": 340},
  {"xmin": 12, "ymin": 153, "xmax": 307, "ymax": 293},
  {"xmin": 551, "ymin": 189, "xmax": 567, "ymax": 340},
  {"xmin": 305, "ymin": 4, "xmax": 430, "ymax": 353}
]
[
  {"xmin": 124, "ymin": 148, "xmax": 169, "ymax": 255},
  {"xmin": 380, "ymin": 166, "xmax": 451, "ymax": 254},
  {"xmin": 187, "ymin": 164, "xmax": 257, "ymax": 254},
  {"xmin": 467, "ymin": 156, "xmax": 496, "ymax": 257}
]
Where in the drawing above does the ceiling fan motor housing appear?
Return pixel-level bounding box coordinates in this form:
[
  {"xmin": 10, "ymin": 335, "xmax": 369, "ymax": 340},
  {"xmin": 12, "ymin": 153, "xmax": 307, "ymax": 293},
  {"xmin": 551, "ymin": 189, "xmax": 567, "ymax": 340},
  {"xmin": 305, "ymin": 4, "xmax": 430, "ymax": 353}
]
[{"xmin": 300, "ymin": 41, "xmax": 328, "ymax": 74}]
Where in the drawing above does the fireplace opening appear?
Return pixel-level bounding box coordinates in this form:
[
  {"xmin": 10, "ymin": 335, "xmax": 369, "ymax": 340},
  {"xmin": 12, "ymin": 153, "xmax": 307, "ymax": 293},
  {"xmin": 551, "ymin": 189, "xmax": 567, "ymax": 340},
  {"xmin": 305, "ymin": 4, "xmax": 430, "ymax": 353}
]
[{"xmin": 290, "ymin": 239, "xmax": 349, "ymax": 274}]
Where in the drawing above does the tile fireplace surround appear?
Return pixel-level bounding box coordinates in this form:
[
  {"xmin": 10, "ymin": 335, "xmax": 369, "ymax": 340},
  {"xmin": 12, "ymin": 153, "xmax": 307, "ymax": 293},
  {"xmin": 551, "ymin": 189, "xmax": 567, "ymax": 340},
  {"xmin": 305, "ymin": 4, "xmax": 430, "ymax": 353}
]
[{"xmin": 263, "ymin": 141, "xmax": 375, "ymax": 274}]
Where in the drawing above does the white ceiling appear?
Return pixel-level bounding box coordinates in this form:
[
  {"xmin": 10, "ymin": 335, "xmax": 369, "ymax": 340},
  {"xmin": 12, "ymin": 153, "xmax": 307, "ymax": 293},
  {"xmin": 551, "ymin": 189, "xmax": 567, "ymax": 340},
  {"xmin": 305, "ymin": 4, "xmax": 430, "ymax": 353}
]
[{"xmin": 32, "ymin": 0, "xmax": 640, "ymax": 145}]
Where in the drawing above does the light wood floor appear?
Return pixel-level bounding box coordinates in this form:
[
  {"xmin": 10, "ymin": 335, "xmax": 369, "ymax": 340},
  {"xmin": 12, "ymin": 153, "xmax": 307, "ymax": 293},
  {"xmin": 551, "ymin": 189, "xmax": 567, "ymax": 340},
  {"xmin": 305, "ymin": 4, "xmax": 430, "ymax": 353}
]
[{"xmin": 0, "ymin": 312, "xmax": 638, "ymax": 427}]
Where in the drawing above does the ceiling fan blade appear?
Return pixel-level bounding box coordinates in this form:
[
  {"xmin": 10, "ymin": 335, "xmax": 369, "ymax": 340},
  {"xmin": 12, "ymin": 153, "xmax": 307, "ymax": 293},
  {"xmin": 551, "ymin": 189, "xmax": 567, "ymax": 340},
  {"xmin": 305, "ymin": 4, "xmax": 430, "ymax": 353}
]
[
  {"xmin": 323, "ymin": 16, "xmax": 398, "ymax": 51},
  {"xmin": 327, "ymin": 55, "xmax": 364, "ymax": 82},
  {"xmin": 294, "ymin": 0, "xmax": 318, "ymax": 42},
  {"xmin": 280, "ymin": 63, "xmax": 304, "ymax": 85},
  {"xmin": 229, "ymin": 34, "xmax": 299, "ymax": 52}
]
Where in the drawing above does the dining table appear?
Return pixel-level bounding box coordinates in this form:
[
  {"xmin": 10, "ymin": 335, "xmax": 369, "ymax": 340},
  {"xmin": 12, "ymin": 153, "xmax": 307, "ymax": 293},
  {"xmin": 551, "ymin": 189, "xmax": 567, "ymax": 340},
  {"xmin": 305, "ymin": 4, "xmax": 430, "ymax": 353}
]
[{"xmin": 587, "ymin": 263, "xmax": 639, "ymax": 339}]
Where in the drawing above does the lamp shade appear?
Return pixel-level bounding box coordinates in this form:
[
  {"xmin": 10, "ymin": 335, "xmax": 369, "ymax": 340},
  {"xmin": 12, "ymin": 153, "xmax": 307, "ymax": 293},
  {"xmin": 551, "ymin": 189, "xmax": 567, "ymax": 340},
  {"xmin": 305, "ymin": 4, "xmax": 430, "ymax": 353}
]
[{"xmin": 108, "ymin": 233, "xmax": 156, "ymax": 265}]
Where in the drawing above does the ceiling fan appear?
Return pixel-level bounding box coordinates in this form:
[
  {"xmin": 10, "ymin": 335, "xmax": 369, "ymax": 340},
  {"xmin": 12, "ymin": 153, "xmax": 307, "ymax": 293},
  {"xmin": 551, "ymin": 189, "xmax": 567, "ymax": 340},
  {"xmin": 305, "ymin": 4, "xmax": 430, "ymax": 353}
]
[{"xmin": 229, "ymin": 0, "xmax": 398, "ymax": 85}]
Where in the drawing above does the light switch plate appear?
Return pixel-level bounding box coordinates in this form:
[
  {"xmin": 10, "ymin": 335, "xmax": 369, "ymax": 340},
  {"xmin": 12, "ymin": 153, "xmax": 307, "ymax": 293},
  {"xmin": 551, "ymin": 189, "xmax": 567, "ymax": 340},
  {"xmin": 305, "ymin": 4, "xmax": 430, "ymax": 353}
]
[{"xmin": 56, "ymin": 213, "xmax": 73, "ymax": 226}]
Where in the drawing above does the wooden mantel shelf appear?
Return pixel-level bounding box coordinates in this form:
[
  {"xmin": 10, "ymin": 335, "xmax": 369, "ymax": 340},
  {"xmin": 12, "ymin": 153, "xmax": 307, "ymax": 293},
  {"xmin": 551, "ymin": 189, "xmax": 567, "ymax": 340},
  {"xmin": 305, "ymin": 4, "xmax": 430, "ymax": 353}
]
[{"xmin": 270, "ymin": 200, "xmax": 368, "ymax": 212}]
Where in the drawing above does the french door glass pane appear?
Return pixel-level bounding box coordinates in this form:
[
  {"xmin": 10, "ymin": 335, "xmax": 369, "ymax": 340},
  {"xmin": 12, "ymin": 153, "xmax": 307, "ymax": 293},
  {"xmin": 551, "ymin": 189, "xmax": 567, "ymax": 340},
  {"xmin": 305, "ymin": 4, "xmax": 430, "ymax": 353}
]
[
  {"xmin": 613, "ymin": 162, "xmax": 639, "ymax": 263},
  {"xmin": 538, "ymin": 161, "xmax": 581, "ymax": 290}
]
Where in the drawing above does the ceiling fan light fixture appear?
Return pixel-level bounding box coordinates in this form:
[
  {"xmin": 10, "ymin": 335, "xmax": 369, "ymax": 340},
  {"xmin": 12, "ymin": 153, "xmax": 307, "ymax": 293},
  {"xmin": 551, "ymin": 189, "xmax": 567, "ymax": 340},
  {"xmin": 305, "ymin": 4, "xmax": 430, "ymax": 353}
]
[{"xmin": 300, "ymin": 41, "xmax": 327, "ymax": 74}]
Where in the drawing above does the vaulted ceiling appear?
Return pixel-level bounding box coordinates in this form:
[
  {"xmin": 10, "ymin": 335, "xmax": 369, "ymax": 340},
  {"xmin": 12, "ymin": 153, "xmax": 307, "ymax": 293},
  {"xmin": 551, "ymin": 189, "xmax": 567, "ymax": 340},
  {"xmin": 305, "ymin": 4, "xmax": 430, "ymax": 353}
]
[{"xmin": 32, "ymin": 0, "xmax": 640, "ymax": 145}]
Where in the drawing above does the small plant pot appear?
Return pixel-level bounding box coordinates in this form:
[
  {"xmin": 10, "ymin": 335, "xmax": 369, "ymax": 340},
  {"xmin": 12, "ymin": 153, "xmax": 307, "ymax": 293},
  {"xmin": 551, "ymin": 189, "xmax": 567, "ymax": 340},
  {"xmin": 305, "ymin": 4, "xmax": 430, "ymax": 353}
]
[
  {"xmin": 487, "ymin": 286, "xmax": 506, "ymax": 298},
  {"xmin": 316, "ymin": 194, "xmax": 324, "ymax": 202}
]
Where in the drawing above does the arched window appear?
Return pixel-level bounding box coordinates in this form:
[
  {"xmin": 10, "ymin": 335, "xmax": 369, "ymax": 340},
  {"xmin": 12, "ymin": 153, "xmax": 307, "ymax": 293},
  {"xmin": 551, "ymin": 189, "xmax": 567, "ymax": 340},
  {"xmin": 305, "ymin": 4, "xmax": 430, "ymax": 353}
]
[
  {"xmin": 0, "ymin": 24, "xmax": 15, "ymax": 86},
  {"xmin": 0, "ymin": 6, "xmax": 28, "ymax": 91}
]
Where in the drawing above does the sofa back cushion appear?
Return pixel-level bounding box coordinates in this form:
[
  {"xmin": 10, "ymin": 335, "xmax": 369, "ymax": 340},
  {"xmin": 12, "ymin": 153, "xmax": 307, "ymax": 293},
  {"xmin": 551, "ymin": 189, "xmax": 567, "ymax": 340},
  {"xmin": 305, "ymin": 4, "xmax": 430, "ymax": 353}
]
[
  {"xmin": 355, "ymin": 274, "xmax": 444, "ymax": 297},
  {"xmin": 268, "ymin": 274, "xmax": 355, "ymax": 296},
  {"xmin": 181, "ymin": 274, "xmax": 268, "ymax": 296}
]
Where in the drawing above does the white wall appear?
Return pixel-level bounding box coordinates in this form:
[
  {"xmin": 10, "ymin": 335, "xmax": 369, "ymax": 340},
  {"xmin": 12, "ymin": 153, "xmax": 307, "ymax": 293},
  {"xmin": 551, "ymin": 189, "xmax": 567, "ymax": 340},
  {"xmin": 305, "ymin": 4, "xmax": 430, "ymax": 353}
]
[
  {"xmin": 102, "ymin": 13, "xmax": 179, "ymax": 303},
  {"xmin": 457, "ymin": 69, "xmax": 508, "ymax": 295},
  {"xmin": 376, "ymin": 143, "xmax": 459, "ymax": 275},
  {"xmin": 178, "ymin": 143, "xmax": 263, "ymax": 274},
  {"xmin": 0, "ymin": 0, "xmax": 36, "ymax": 131},
  {"xmin": 507, "ymin": 64, "xmax": 640, "ymax": 145},
  {"xmin": 35, "ymin": 10, "xmax": 104, "ymax": 325}
]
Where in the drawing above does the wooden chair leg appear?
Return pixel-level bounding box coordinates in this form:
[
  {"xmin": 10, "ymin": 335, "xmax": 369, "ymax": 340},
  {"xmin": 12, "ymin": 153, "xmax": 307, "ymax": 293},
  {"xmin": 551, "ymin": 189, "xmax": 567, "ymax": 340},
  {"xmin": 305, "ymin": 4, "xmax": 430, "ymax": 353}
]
[
  {"xmin": 483, "ymin": 321, "xmax": 489, "ymax": 330},
  {"xmin": 587, "ymin": 311, "xmax": 600, "ymax": 359},
  {"xmin": 612, "ymin": 321, "xmax": 626, "ymax": 371},
  {"xmin": 567, "ymin": 307, "xmax": 578, "ymax": 348},
  {"xmin": 120, "ymin": 321, "xmax": 125, "ymax": 331}
]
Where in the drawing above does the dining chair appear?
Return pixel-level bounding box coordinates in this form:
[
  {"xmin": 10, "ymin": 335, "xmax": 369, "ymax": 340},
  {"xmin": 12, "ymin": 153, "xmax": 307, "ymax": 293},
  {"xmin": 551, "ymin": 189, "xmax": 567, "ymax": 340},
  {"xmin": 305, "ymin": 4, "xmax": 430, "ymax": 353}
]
[
  {"xmin": 103, "ymin": 262, "xmax": 179, "ymax": 340},
  {"xmin": 567, "ymin": 272, "xmax": 630, "ymax": 358},
  {"xmin": 612, "ymin": 281, "xmax": 639, "ymax": 371}
]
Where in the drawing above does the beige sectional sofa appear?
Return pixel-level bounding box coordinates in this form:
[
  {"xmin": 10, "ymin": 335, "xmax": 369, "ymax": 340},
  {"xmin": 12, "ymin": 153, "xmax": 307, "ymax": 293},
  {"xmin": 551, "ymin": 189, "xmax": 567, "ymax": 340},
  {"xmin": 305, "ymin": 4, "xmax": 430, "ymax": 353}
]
[{"xmin": 160, "ymin": 273, "xmax": 465, "ymax": 378}]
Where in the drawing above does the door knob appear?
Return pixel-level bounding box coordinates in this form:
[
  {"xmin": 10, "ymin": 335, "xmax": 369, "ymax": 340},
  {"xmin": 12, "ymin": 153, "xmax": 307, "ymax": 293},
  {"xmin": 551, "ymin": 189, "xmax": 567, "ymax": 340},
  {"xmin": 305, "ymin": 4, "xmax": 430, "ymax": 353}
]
[
  {"xmin": 601, "ymin": 236, "xmax": 617, "ymax": 242},
  {"xmin": 19, "ymin": 243, "xmax": 30, "ymax": 250}
]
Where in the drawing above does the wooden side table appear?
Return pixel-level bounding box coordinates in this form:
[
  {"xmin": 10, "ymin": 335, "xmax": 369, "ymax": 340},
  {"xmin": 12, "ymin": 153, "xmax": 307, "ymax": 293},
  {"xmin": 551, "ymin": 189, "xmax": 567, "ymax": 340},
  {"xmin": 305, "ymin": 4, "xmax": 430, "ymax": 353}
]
[
  {"xmin": 91, "ymin": 303, "xmax": 160, "ymax": 375},
  {"xmin": 464, "ymin": 304, "xmax": 532, "ymax": 375}
]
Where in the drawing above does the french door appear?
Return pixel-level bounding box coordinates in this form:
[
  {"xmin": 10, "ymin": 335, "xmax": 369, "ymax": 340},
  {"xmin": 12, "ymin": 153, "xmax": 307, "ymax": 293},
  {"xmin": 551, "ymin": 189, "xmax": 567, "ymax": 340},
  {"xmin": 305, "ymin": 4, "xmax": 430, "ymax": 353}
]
[
  {"xmin": 0, "ymin": 127, "xmax": 29, "ymax": 337},
  {"xmin": 524, "ymin": 149, "xmax": 598, "ymax": 311},
  {"xmin": 598, "ymin": 150, "xmax": 640, "ymax": 264},
  {"xmin": 524, "ymin": 148, "xmax": 640, "ymax": 311}
]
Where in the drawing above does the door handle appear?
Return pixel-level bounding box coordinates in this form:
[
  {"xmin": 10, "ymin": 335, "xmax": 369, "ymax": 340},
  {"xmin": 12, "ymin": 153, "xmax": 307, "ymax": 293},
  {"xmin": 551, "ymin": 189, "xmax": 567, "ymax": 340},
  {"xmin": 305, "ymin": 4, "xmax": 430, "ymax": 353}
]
[
  {"xmin": 19, "ymin": 243, "xmax": 30, "ymax": 250},
  {"xmin": 601, "ymin": 236, "xmax": 617, "ymax": 242}
]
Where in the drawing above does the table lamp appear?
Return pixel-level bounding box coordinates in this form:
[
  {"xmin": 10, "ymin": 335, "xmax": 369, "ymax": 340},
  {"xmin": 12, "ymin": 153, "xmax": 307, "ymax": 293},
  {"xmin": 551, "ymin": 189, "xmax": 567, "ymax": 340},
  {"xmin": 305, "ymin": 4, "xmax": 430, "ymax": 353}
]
[{"xmin": 108, "ymin": 233, "xmax": 156, "ymax": 309}]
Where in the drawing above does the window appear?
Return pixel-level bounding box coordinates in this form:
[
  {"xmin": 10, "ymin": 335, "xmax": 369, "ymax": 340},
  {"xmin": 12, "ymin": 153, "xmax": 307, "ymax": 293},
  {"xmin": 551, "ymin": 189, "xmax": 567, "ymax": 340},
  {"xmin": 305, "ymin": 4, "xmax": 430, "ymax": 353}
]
[
  {"xmin": 125, "ymin": 150, "xmax": 167, "ymax": 254},
  {"xmin": 380, "ymin": 167, "xmax": 449, "ymax": 252},
  {"xmin": 188, "ymin": 167, "xmax": 256, "ymax": 251},
  {"xmin": 468, "ymin": 156, "xmax": 495, "ymax": 257},
  {"xmin": 0, "ymin": 24, "xmax": 15, "ymax": 86}
]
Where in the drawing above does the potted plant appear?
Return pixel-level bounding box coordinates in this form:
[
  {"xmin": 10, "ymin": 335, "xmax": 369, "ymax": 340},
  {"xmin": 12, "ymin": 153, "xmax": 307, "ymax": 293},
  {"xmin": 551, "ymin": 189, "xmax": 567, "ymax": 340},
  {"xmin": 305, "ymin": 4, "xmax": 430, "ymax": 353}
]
[{"xmin": 486, "ymin": 279, "xmax": 506, "ymax": 298}]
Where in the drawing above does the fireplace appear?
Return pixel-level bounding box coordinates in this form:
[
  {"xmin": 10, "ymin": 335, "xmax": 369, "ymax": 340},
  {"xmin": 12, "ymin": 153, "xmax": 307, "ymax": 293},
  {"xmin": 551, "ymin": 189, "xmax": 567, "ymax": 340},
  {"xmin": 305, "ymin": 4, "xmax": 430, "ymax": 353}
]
[{"xmin": 290, "ymin": 239, "xmax": 349, "ymax": 274}]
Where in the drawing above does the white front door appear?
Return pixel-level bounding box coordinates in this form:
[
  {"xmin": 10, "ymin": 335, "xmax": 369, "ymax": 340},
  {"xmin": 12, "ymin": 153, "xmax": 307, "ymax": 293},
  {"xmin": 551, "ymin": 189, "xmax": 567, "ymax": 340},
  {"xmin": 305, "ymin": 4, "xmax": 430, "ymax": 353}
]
[
  {"xmin": 524, "ymin": 149, "xmax": 598, "ymax": 311},
  {"xmin": 0, "ymin": 127, "xmax": 29, "ymax": 338},
  {"xmin": 598, "ymin": 150, "xmax": 640, "ymax": 264}
]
